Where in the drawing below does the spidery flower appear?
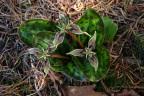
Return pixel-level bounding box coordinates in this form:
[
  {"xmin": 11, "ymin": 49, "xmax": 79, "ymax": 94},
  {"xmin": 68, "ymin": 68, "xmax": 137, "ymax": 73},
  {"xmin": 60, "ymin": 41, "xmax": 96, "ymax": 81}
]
[
  {"xmin": 53, "ymin": 14, "xmax": 90, "ymax": 48},
  {"xmin": 67, "ymin": 31, "xmax": 98, "ymax": 71}
]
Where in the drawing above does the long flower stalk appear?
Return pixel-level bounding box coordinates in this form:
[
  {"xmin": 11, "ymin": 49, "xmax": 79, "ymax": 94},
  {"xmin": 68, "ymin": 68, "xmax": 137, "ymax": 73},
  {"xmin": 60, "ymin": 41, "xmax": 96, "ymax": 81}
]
[{"xmin": 67, "ymin": 31, "xmax": 85, "ymax": 49}]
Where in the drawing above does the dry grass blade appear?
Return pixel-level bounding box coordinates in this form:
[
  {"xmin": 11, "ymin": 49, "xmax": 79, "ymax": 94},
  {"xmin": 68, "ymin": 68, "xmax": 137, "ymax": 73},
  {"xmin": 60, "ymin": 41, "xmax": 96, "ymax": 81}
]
[{"xmin": 49, "ymin": 70, "xmax": 63, "ymax": 96}]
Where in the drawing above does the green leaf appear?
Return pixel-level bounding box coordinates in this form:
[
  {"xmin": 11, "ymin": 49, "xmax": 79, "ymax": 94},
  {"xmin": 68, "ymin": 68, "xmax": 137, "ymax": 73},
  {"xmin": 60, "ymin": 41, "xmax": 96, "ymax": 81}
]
[
  {"xmin": 76, "ymin": 7, "xmax": 105, "ymax": 47},
  {"xmin": 62, "ymin": 61, "xmax": 87, "ymax": 81},
  {"xmin": 102, "ymin": 17, "xmax": 113, "ymax": 29},
  {"xmin": 33, "ymin": 31, "xmax": 55, "ymax": 50},
  {"xmin": 102, "ymin": 17, "xmax": 118, "ymax": 41},
  {"xmin": 49, "ymin": 39, "xmax": 70, "ymax": 71},
  {"xmin": 50, "ymin": 59, "xmax": 87, "ymax": 81},
  {"xmin": 18, "ymin": 19, "xmax": 56, "ymax": 47},
  {"xmin": 72, "ymin": 46, "xmax": 110, "ymax": 82},
  {"xmin": 49, "ymin": 39, "xmax": 87, "ymax": 81}
]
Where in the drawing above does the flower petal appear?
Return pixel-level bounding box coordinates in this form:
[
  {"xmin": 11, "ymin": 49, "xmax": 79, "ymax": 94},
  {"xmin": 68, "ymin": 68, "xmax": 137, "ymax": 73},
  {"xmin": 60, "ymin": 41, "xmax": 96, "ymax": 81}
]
[
  {"xmin": 69, "ymin": 24, "xmax": 83, "ymax": 34},
  {"xmin": 44, "ymin": 59, "xmax": 50, "ymax": 76},
  {"xmin": 58, "ymin": 13, "xmax": 69, "ymax": 26},
  {"xmin": 53, "ymin": 32, "xmax": 65, "ymax": 47},
  {"xmin": 47, "ymin": 45, "xmax": 57, "ymax": 53},
  {"xmin": 88, "ymin": 31, "xmax": 96, "ymax": 50},
  {"xmin": 67, "ymin": 49, "xmax": 85, "ymax": 57},
  {"xmin": 50, "ymin": 46, "xmax": 57, "ymax": 52},
  {"xmin": 88, "ymin": 55, "xmax": 98, "ymax": 71},
  {"xmin": 28, "ymin": 48, "xmax": 41, "ymax": 55}
]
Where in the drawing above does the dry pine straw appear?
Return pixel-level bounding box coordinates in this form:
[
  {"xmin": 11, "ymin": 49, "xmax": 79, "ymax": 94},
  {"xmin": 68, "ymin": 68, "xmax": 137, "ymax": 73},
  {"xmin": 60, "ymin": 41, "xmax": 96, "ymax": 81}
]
[{"xmin": 0, "ymin": 0, "xmax": 144, "ymax": 95}]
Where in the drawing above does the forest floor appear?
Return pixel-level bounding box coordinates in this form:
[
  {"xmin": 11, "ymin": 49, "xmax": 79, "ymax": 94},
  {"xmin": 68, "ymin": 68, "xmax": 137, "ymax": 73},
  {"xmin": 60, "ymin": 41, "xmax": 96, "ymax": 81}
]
[{"xmin": 0, "ymin": 0, "xmax": 144, "ymax": 96}]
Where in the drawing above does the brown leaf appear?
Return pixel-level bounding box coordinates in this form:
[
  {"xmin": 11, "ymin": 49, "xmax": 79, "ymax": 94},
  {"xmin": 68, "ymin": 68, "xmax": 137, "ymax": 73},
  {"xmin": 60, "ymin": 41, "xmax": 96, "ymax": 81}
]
[
  {"xmin": 61, "ymin": 85, "xmax": 108, "ymax": 96},
  {"xmin": 116, "ymin": 89, "xmax": 139, "ymax": 96}
]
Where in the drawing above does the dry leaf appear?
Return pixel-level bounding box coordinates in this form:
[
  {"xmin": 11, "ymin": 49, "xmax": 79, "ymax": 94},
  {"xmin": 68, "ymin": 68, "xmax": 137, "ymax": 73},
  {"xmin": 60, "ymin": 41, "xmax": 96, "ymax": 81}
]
[
  {"xmin": 61, "ymin": 85, "xmax": 108, "ymax": 96},
  {"xmin": 116, "ymin": 89, "xmax": 139, "ymax": 96}
]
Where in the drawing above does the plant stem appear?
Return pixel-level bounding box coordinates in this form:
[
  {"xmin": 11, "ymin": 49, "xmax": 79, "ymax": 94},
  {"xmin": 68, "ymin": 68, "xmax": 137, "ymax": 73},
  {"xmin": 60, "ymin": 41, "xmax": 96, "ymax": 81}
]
[
  {"xmin": 49, "ymin": 54, "xmax": 70, "ymax": 59},
  {"xmin": 67, "ymin": 31, "xmax": 85, "ymax": 49}
]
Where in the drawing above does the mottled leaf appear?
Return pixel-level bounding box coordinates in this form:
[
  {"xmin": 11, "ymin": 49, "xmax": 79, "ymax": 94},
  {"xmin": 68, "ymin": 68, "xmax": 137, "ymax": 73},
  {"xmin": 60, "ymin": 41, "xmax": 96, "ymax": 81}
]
[
  {"xmin": 50, "ymin": 59, "xmax": 87, "ymax": 81},
  {"xmin": 49, "ymin": 39, "xmax": 87, "ymax": 81},
  {"xmin": 71, "ymin": 46, "xmax": 110, "ymax": 82},
  {"xmin": 18, "ymin": 19, "xmax": 56, "ymax": 47},
  {"xmin": 61, "ymin": 61, "xmax": 87, "ymax": 81},
  {"xmin": 102, "ymin": 17, "xmax": 118, "ymax": 41},
  {"xmin": 33, "ymin": 31, "xmax": 55, "ymax": 50},
  {"xmin": 76, "ymin": 7, "xmax": 105, "ymax": 47}
]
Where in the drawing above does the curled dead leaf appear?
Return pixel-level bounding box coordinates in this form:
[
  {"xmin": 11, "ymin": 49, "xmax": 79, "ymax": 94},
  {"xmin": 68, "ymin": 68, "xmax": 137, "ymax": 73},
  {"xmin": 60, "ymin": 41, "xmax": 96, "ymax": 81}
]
[
  {"xmin": 61, "ymin": 85, "xmax": 108, "ymax": 96},
  {"xmin": 116, "ymin": 89, "xmax": 139, "ymax": 96}
]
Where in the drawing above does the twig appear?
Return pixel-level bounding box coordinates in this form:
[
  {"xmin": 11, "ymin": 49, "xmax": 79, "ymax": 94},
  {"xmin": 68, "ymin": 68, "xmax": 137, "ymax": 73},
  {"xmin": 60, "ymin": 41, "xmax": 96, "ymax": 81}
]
[
  {"xmin": 100, "ymin": 80, "xmax": 111, "ymax": 94},
  {"xmin": 105, "ymin": 12, "xmax": 143, "ymax": 24}
]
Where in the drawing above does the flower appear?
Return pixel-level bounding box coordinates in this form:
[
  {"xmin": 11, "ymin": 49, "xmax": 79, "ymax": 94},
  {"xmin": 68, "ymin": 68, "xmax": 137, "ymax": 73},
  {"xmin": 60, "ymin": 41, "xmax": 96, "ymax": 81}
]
[
  {"xmin": 27, "ymin": 45, "xmax": 56, "ymax": 74},
  {"xmin": 67, "ymin": 31, "xmax": 98, "ymax": 71},
  {"xmin": 53, "ymin": 14, "xmax": 90, "ymax": 48}
]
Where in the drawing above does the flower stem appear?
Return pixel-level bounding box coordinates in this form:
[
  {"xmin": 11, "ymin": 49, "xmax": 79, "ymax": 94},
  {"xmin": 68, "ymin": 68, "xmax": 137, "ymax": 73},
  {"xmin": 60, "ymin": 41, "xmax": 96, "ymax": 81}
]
[
  {"xmin": 49, "ymin": 54, "xmax": 70, "ymax": 59},
  {"xmin": 67, "ymin": 31, "xmax": 85, "ymax": 49}
]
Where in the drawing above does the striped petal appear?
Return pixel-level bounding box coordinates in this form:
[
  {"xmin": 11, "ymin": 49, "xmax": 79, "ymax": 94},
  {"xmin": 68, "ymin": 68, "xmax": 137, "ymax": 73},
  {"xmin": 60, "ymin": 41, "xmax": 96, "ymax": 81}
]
[
  {"xmin": 67, "ymin": 49, "xmax": 85, "ymax": 57},
  {"xmin": 43, "ymin": 59, "xmax": 50, "ymax": 76},
  {"xmin": 46, "ymin": 46, "xmax": 57, "ymax": 53},
  {"xmin": 58, "ymin": 14, "xmax": 69, "ymax": 26},
  {"xmin": 28, "ymin": 48, "xmax": 41, "ymax": 55},
  {"xmin": 88, "ymin": 55, "xmax": 98, "ymax": 71},
  {"xmin": 69, "ymin": 24, "xmax": 83, "ymax": 34},
  {"xmin": 88, "ymin": 31, "xmax": 96, "ymax": 50},
  {"xmin": 53, "ymin": 32, "xmax": 65, "ymax": 47}
]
